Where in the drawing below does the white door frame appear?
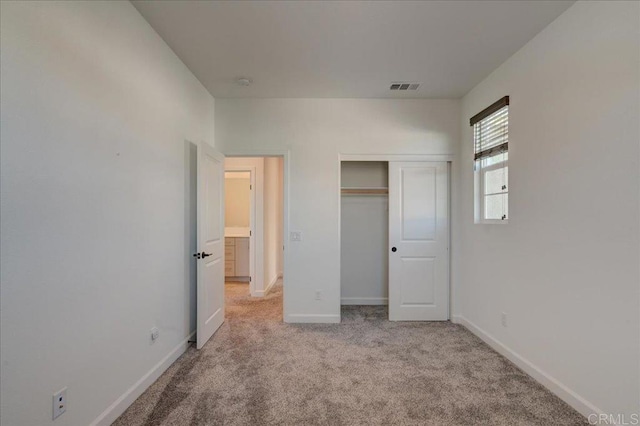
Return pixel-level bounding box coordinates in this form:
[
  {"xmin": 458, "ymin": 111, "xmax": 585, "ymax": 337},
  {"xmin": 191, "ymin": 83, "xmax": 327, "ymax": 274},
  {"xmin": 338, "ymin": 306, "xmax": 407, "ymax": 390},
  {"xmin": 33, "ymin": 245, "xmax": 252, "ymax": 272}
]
[
  {"xmin": 224, "ymin": 166, "xmax": 257, "ymax": 293},
  {"xmin": 223, "ymin": 149, "xmax": 290, "ymax": 321},
  {"xmin": 338, "ymin": 153, "xmax": 455, "ymax": 322}
]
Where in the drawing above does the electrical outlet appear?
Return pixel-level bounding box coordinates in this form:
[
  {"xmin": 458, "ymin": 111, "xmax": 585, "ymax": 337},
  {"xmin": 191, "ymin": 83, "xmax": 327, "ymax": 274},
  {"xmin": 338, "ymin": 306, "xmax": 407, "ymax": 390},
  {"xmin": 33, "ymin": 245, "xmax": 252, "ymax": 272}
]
[
  {"xmin": 501, "ymin": 312, "xmax": 508, "ymax": 328},
  {"xmin": 290, "ymin": 231, "xmax": 302, "ymax": 242},
  {"xmin": 150, "ymin": 327, "xmax": 159, "ymax": 343},
  {"xmin": 52, "ymin": 388, "xmax": 67, "ymax": 420},
  {"xmin": 314, "ymin": 290, "xmax": 322, "ymax": 300}
]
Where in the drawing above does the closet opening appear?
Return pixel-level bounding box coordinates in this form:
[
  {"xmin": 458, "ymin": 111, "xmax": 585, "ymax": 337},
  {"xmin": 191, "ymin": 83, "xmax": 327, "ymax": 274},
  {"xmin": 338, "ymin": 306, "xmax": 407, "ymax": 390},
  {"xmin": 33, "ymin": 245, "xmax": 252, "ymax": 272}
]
[
  {"xmin": 339, "ymin": 158, "xmax": 451, "ymax": 322},
  {"xmin": 340, "ymin": 161, "xmax": 390, "ymax": 308}
]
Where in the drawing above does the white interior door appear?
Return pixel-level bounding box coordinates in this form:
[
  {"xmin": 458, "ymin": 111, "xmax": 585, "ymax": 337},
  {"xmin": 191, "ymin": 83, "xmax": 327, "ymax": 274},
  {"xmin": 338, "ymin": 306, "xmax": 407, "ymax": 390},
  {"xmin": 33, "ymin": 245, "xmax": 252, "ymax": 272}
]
[
  {"xmin": 389, "ymin": 162, "xmax": 449, "ymax": 321},
  {"xmin": 197, "ymin": 143, "xmax": 225, "ymax": 349}
]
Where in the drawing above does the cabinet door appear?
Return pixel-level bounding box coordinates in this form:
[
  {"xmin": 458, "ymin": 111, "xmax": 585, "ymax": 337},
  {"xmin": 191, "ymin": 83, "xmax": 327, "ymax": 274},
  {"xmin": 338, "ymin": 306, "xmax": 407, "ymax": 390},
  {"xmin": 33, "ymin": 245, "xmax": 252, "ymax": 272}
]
[
  {"xmin": 234, "ymin": 237, "xmax": 250, "ymax": 276},
  {"xmin": 224, "ymin": 261, "xmax": 235, "ymax": 277},
  {"xmin": 224, "ymin": 245, "xmax": 235, "ymax": 261}
]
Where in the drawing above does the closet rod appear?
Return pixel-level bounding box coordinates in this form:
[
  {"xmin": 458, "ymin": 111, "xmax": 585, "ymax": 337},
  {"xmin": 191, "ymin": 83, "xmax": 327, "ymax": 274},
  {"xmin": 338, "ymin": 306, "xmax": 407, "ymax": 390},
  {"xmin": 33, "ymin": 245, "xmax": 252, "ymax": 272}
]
[{"xmin": 341, "ymin": 188, "xmax": 388, "ymax": 195}]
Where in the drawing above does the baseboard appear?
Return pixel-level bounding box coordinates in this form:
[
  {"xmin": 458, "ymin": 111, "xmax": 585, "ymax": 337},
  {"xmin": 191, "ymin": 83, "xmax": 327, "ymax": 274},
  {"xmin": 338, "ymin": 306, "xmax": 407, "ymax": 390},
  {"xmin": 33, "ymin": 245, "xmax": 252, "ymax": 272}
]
[
  {"xmin": 341, "ymin": 297, "xmax": 388, "ymax": 305},
  {"xmin": 450, "ymin": 314, "xmax": 463, "ymax": 324},
  {"xmin": 455, "ymin": 315, "xmax": 603, "ymax": 420},
  {"xmin": 254, "ymin": 275, "xmax": 279, "ymax": 297},
  {"xmin": 285, "ymin": 314, "xmax": 341, "ymax": 323},
  {"xmin": 90, "ymin": 331, "xmax": 195, "ymax": 426},
  {"xmin": 264, "ymin": 274, "xmax": 279, "ymax": 295}
]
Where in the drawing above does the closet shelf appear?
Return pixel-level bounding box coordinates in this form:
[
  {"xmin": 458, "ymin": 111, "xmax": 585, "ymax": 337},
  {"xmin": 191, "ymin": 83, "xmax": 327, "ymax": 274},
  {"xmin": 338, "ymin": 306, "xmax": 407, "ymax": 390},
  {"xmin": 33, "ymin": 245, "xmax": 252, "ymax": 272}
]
[{"xmin": 341, "ymin": 187, "xmax": 388, "ymax": 195}]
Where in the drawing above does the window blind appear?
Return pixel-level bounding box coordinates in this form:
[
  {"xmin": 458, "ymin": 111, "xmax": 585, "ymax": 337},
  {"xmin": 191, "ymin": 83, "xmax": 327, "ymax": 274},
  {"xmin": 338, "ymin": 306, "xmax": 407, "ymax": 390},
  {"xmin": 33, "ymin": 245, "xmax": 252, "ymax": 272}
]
[{"xmin": 470, "ymin": 96, "xmax": 509, "ymax": 161}]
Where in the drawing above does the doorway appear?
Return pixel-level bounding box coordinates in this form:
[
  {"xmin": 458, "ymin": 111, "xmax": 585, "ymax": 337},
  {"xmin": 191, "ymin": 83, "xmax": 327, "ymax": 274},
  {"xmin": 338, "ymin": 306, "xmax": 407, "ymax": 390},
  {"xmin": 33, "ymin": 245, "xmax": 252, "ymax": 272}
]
[
  {"xmin": 224, "ymin": 157, "xmax": 285, "ymax": 304},
  {"xmin": 224, "ymin": 169, "xmax": 255, "ymax": 289},
  {"xmin": 193, "ymin": 146, "xmax": 289, "ymax": 350},
  {"xmin": 340, "ymin": 161, "xmax": 389, "ymax": 306},
  {"xmin": 339, "ymin": 159, "xmax": 451, "ymax": 321}
]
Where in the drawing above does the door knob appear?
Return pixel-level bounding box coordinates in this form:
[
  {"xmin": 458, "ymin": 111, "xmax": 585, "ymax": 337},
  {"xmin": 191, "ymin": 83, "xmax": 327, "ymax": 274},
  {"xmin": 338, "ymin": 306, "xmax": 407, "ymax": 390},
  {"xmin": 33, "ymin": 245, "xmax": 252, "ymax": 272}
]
[
  {"xmin": 391, "ymin": 247, "xmax": 397, "ymax": 252},
  {"xmin": 201, "ymin": 252, "xmax": 212, "ymax": 258}
]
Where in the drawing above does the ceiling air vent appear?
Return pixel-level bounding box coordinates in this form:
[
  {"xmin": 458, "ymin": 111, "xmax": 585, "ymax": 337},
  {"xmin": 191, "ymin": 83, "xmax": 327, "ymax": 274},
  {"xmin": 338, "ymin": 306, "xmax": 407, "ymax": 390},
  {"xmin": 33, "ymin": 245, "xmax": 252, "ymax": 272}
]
[{"xmin": 390, "ymin": 82, "xmax": 420, "ymax": 91}]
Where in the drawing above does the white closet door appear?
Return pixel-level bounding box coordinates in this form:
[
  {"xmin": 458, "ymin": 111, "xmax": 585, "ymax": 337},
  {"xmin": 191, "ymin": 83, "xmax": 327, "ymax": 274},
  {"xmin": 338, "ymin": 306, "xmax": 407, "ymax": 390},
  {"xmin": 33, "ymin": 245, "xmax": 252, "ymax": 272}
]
[{"xmin": 388, "ymin": 162, "xmax": 449, "ymax": 321}]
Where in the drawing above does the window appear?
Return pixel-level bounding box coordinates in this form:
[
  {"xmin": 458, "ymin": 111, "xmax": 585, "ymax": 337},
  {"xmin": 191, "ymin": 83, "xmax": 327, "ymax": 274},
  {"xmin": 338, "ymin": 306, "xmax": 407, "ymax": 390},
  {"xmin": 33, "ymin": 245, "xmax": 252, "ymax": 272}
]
[{"xmin": 471, "ymin": 96, "xmax": 509, "ymax": 223}]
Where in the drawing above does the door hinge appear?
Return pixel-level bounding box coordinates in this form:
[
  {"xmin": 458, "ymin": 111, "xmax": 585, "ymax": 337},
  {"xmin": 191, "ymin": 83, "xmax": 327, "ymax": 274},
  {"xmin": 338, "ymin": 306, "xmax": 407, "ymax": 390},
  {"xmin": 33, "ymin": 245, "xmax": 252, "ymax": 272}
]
[
  {"xmin": 250, "ymin": 184, "xmax": 252, "ymax": 190},
  {"xmin": 249, "ymin": 276, "xmax": 252, "ymax": 282},
  {"xmin": 250, "ymin": 230, "xmax": 252, "ymax": 236}
]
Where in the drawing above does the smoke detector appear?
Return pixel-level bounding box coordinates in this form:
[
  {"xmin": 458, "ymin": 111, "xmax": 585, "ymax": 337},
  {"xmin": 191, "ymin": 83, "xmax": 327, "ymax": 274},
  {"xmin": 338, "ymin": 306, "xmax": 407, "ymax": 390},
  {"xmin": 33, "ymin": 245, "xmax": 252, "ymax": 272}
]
[
  {"xmin": 236, "ymin": 77, "xmax": 253, "ymax": 86},
  {"xmin": 390, "ymin": 82, "xmax": 420, "ymax": 91}
]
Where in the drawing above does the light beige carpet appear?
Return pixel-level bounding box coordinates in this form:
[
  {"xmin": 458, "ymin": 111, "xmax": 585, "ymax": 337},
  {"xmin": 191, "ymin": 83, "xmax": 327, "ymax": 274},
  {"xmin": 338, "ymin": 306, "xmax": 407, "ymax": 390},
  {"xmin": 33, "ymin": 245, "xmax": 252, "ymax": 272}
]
[{"xmin": 114, "ymin": 281, "xmax": 587, "ymax": 425}]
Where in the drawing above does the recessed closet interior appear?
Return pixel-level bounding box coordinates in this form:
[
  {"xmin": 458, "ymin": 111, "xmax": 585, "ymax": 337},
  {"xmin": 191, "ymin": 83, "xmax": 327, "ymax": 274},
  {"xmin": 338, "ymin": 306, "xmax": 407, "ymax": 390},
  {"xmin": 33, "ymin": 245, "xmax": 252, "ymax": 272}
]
[{"xmin": 340, "ymin": 161, "xmax": 389, "ymax": 306}]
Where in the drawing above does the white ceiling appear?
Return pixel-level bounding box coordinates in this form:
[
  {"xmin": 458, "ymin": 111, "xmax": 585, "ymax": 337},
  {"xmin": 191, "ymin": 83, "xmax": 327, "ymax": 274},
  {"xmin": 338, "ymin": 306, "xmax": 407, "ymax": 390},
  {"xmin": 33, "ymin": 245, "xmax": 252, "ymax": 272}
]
[{"xmin": 132, "ymin": 0, "xmax": 573, "ymax": 99}]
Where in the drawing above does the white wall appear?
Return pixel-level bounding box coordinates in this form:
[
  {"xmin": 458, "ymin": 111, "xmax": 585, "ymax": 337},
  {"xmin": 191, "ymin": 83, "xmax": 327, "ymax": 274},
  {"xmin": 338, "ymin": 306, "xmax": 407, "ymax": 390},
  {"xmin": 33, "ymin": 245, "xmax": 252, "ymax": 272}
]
[
  {"xmin": 0, "ymin": 2, "xmax": 215, "ymax": 425},
  {"xmin": 457, "ymin": 0, "xmax": 639, "ymax": 418},
  {"xmin": 264, "ymin": 157, "xmax": 284, "ymax": 292},
  {"xmin": 225, "ymin": 175, "xmax": 251, "ymax": 228},
  {"xmin": 341, "ymin": 162, "xmax": 389, "ymax": 305},
  {"xmin": 215, "ymin": 99, "xmax": 460, "ymax": 322}
]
